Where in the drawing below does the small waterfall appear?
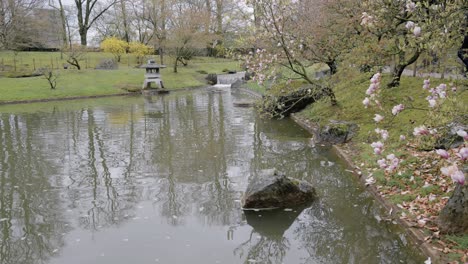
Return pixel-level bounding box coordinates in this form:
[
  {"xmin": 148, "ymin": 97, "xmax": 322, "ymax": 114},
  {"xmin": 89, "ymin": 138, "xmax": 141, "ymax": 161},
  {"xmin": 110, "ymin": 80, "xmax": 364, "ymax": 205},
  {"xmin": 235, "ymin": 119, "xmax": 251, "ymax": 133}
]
[{"xmin": 216, "ymin": 72, "xmax": 246, "ymax": 86}]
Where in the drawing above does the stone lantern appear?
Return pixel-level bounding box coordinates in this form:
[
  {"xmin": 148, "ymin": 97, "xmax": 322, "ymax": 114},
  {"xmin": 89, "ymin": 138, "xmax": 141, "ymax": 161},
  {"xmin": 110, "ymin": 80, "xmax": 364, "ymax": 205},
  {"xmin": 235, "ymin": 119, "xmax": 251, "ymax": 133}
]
[{"xmin": 141, "ymin": 59, "xmax": 166, "ymax": 89}]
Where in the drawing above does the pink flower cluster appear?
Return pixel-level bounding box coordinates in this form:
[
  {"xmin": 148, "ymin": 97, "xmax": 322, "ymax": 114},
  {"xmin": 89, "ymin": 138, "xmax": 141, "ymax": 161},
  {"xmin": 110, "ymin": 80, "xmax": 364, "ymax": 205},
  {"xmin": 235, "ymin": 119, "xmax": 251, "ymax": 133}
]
[
  {"xmin": 377, "ymin": 154, "xmax": 400, "ymax": 172},
  {"xmin": 405, "ymin": 20, "xmax": 421, "ymax": 37},
  {"xmin": 405, "ymin": 1, "xmax": 416, "ymax": 12},
  {"xmin": 363, "ymin": 73, "xmax": 381, "ymax": 108},
  {"xmin": 392, "ymin": 104, "xmax": 405, "ymax": 116},
  {"xmin": 360, "ymin": 12, "xmax": 375, "ymax": 27},
  {"xmin": 435, "ymin": 130, "xmax": 467, "ymax": 185},
  {"xmin": 371, "ymin": 141, "xmax": 384, "ymax": 155},
  {"xmin": 413, "ymin": 125, "xmax": 429, "ymax": 136},
  {"xmin": 441, "ymin": 165, "xmax": 465, "ymax": 185},
  {"xmin": 423, "ymin": 80, "xmax": 448, "ymax": 108},
  {"xmin": 375, "ymin": 128, "xmax": 389, "ymax": 141}
]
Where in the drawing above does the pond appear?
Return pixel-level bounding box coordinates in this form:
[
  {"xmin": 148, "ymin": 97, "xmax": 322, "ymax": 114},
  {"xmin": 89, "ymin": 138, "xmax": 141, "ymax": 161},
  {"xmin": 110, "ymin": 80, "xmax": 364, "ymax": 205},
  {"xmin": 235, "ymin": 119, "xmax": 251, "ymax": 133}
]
[{"xmin": 0, "ymin": 88, "xmax": 425, "ymax": 264}]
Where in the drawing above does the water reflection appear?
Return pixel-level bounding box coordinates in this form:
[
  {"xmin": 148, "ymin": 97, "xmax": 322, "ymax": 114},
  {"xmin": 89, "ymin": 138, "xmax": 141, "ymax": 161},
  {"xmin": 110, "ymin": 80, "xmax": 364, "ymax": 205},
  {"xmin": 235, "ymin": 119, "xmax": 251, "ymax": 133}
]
[
  {"xmin": 235, "ymin": 208, "xmax": 307, "ymax": 264},
  {"xmin": 0, "ymin": 115, "xmax": 68, "ymax": 264},
  {"xmin": 0, "ymin": 89, "xmax": 424, "ymax": 264}
]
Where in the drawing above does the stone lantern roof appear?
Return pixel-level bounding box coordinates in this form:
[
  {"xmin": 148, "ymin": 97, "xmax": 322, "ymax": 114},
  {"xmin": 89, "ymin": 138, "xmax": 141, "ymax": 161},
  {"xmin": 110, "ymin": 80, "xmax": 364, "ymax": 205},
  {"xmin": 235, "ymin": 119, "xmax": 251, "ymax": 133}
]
[{"xmin": 140, "ymin": 59, "xmax": 166, "ymax": 69}]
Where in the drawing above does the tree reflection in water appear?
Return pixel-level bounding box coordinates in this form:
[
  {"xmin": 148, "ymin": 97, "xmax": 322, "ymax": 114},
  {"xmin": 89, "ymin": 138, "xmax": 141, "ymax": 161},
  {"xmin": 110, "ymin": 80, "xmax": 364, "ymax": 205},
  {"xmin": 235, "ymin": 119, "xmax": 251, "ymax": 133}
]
[{"xmin": 0, "ymin": 114, "xmax": 68, "ymax": 264}]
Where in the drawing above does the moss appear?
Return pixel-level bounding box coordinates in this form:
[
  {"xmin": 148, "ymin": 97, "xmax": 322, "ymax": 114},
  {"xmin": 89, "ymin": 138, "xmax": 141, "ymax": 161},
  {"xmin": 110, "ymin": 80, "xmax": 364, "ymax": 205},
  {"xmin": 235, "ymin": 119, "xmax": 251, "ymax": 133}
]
[
  {"xmin": 390, "ymin": 193, "xmax": 417, "ymax": 204},
  {"xmin": 327, "ymin": 123, "xmax": 349, "ymax": 136},
  {"xmin": 445, "ymin": 234, "xmax": 468, "ymax": 250}
]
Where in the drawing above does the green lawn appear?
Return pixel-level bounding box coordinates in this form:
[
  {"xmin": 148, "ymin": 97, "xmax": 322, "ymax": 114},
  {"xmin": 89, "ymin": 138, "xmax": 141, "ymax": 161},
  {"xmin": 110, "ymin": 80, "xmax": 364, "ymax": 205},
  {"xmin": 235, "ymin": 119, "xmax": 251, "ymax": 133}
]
[{"xmin": 0, "ymin": 51, "xmax": 241, "ymax": 103}]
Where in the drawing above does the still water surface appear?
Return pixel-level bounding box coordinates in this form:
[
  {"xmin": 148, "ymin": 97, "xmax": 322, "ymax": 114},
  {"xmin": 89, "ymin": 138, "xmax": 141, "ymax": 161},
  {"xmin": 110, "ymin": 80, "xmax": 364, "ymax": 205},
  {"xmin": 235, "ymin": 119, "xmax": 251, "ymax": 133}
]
[{"xmin": 0, "ymin": 88, "xmax": 424, "ymax": 264}]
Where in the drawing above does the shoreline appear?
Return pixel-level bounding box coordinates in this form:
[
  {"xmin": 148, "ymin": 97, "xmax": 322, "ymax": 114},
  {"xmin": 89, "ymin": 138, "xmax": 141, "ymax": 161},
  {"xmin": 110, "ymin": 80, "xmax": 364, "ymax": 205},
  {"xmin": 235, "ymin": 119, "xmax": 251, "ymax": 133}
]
[
  {"xmin": 0, "ymin": 85, "xmax": 211, "ymax": 106},
  {"xmin": 239, "ymin": 87, "xmax": 441, "ymax": 262},
  {"xmin": 290, "ymin": 114, "xmax": 442, "ymax": 263}
]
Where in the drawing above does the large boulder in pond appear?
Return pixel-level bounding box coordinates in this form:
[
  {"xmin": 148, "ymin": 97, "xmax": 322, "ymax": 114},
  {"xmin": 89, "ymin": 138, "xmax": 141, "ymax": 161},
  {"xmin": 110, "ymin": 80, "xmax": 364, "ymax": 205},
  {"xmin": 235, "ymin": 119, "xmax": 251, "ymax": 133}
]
[
  {"xmin": 242, "ymin": 169, "xmax": 316, "ymax": 209},
  {"xmin": 438, "ymin": 184, "xmax": 468, "ymax": 234}
]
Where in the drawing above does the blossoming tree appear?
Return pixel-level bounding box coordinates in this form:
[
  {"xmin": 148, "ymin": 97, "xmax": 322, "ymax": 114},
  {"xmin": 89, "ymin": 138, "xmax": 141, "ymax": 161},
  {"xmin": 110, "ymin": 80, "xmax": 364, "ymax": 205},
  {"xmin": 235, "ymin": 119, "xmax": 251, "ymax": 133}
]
[
  {"xmin": 243, "ymin": 0, "xmax": 362, "ymax": 106},
  {"xmin": 359, "ymin": 0, "xmax": 465, "ymax": 87}
]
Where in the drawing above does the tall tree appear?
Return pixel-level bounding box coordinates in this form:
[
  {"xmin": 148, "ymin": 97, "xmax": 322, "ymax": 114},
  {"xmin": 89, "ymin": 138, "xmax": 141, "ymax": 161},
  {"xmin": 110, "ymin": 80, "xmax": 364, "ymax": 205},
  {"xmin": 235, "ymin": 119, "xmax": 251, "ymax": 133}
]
[
  {"xmin": 73, "ymin": 0, "xmax": 117, "ymax": 46},
  {"xmin": 49, "ymin": 0, "xmax": 69, "ymax": 49},
  {"xmin": 119, "ymin": 0, "xmax": 130, "ymax": 43}
]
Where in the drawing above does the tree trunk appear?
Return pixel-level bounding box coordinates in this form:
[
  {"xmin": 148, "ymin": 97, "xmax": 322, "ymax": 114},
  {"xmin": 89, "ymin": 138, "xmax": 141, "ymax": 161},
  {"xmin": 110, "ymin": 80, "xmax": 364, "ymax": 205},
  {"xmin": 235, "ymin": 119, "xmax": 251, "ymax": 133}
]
[
  {"xmin": 120, "ymin": 0, "xmax": 130, "ymax": 43},
  {"xmin": 388, "ymin": 64, "xmax": 405, "ymax": 88},
  {"xmin": 387, "ymin": 51, "xmax": 421, "ymax": 88},
  {"xmin": 160, "ymin": 0, "xmax": 166, "ymax": 65},
  {"xmin": 57, "ymin": 0, "xmax": 68, "ymax": 49},
  {"xmin": 326, "ymin": 60, "xmax": 337, "ymax": 75},
  {"xmin": 79, "ymin": 28, "xmax": 87, "ymax": 46},
  {"xmin": 215, "ymin": 0, "xmax": 223, "ymax": 36},
  {"xmin": 438, "ymin": 184, "xmax": 468, "ymax": 234},
  {"xmin": 173, "ymin": 55, "xmax": 178, "ymax": 73}
]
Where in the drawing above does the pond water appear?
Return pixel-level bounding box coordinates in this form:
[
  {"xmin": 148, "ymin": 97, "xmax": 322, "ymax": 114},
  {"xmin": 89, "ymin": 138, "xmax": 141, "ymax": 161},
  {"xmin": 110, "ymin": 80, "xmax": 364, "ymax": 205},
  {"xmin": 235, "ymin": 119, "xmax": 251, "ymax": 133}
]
[{"xmin": 0, "ymin": 88, "xmax": 425, "ymax": 264}]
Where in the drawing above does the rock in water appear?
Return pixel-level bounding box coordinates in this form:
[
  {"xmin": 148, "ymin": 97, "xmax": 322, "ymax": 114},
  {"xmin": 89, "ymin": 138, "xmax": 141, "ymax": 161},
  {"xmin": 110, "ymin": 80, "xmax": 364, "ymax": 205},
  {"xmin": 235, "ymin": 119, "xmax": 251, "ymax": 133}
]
[
  {"xmin": 242, "ymin": 169, "xmax": 316, "ymax": 209},
  {"xmin": 438, "ymin": 184, "xmax": 468, "ymax": 234}
]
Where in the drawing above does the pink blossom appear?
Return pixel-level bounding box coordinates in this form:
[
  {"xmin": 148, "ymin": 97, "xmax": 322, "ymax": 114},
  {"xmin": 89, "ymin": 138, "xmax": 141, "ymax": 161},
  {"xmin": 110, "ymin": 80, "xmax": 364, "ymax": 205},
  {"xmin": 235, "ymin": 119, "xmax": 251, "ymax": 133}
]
[
  {"xmin": 371, "ymin": 141, "xmax": 384, "ymax": 149},
  {"xmin": 360, "ymin": 12, "xmax": 374, "ymax": 26},
  {"xmin": 377, "ymin": 159, "xmax": 387, "ymax": 169},
  {"xmin": 423, "ymin": 79, "xmax": 430, "ymax": 90},
  {"xmin": 457, "ymin": 130, "xmax": 468, "ymax": 140},
  {"xmin": 452, "ymin": 171, "xmax": 465, "ymax": 185},
  {"xmin": 406, "ymin": 1, "xmax": 416, "ymax": 12},
  {"xmin": 370, "ymin": 73, "xmax": 381, "ymax": 84},
  {"xmin": 413, "ymin": 26, "xmax": 421, "ymax": 37},
  {"xmin": 441, "ymin": 165, "xmax": 465, "ymax": 185},
  {"xmin": 405, "ymin": 21, "xmax": 415, "ymax": 30},
  {"xmin": 380, "ymin": 130, "xmax": 389, "ymax": 141},
  {"xmin": 385, "ymin": 154, "xmax": 400, "ymax": 172},
  {"xmin": 400, "ymin": 135, "xmax": 406, "ymax": 141},
  {"xmin": 374, "ymin": 114, "xmax": 384, "ymax": 123},
  {"xmin": 371, "ymin": 141, "xmax": 384, "ymax": 155},
  {"xmin": 366, "ymin": 84, "xmax": 377, "ymax": 95},
  {"xmin": 392, "ymin": 104, "xmax": 405, "ymax": 115},
  {"xmin": 457, "ymin": 147, "xmax": 468, "ymax": 161},
  {"xmin": 428, "ymin": 99, "xmax": 437, "ymax": 108},
  {"xmin": 435, "ymin": 149, "xmax": 449, "ymax": 159},
  {"xmin": 413, "ymin": 126, "xmax": 429, "ymax": 136},
  {"xmin": 374, "ymin": 148, "xmax": 382, "ymax": 155},
  {"xmin": 362, "ymin": 97, "xmax": 370, "ymax": 107}
]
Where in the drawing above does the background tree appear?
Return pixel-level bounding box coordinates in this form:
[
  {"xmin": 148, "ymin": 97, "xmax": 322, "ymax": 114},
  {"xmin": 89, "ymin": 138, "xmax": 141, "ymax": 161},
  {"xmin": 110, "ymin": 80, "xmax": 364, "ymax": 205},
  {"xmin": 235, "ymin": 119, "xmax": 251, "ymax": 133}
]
[
  {"xmin": 100, "ymin": 36, "xmax": 128, "ymax": 62},
  {"xmin": 0, "ymin": 0, "xmax": 45, "ymax": 49},
  {"xmin": 48, "ymin": 0, "xmax": 68, "ymax": 49},
  {"xmin": 244, "ymin": 0, "xmax": 339, "ymax": 105},
  {"xmin": 360, "ymin": 0, "xmax": 466, "ymax": 87},
  {"xmin": 128, "ymin": 41, "xmax": 153, "ymax": 64},
  {"xmin": 166, "ymin": 0, "xmax": 211, "ymax": 73},
  {"xmin": 73, "ymin": 0, "xmax": 118, "ymax": 46}
]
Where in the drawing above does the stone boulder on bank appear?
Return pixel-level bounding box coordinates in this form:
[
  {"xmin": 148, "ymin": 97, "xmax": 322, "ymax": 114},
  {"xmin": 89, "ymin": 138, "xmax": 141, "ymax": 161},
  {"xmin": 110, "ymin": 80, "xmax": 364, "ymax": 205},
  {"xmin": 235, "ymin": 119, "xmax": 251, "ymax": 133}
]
[{"xmin": 242, "ymin": 169, "xmax": 317, "ymax": 209}]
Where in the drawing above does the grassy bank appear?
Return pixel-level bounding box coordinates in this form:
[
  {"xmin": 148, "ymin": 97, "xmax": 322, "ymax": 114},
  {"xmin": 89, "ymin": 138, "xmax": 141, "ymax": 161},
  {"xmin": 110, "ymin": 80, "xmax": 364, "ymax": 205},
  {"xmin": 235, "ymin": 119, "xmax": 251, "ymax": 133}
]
[
  {"xmin": 244, "ymin": 68, "xmax": 468, "ymax": 261},
  {"xmin": 0, "ymin": 51, "xmax": 240, "ymax": 103},
  {"xmin": 296, "ymin": 70, "xmax": 468, "ymax": 261}
]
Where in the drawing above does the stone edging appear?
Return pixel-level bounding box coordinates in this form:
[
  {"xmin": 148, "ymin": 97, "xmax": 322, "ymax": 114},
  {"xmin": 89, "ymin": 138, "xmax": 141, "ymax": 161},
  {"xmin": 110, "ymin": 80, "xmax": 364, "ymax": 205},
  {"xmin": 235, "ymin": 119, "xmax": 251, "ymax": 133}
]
[{"xmin": 291, "ymin": 114, "xmax": 443, "ymax": 263}]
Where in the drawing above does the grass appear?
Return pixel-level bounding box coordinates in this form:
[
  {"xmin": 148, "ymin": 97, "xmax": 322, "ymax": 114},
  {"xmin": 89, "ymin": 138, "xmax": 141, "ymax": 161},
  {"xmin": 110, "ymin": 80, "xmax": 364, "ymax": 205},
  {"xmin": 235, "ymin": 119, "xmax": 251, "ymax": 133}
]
[
  {"xmin": 293, "ymin": 67, "xmax": 468, "ymax": 260},
  {"xmin": 0, "ymin": 51, "xmax": 241, "ymax": 103},
  {"xmin": 298, "ymin": 68, "xmax": 468, "ymax": 149}
]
